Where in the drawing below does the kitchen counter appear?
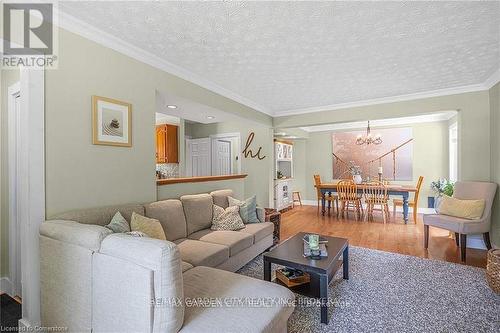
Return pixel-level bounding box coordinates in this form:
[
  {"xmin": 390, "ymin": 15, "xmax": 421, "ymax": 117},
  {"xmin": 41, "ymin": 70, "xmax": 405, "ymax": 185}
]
[{"xmin": 157, "ymin": 174, "xmax": 247, "ymax": 185}]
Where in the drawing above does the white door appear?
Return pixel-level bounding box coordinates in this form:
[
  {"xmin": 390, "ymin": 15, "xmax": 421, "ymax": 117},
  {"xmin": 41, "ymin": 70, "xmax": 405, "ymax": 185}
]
[
  {"xmin": 214, "ymin": 140, "xmax": 231, "ymax": 175},
  {"xmin": 186, "ymin": 138, "xmax": 211, "ymax": 176}
]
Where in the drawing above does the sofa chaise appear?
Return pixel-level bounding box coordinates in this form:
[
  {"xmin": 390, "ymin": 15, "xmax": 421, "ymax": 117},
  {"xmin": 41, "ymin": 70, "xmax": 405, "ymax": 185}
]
[{"xmin": 40, "ymin": 189, "xmax": 295, "ymax": 333}]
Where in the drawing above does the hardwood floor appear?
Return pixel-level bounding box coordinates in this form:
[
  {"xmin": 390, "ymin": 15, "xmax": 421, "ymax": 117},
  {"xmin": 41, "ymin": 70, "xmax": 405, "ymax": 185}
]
[{"xmin": 280, "ymin": 205, "xmax": 487, "ymax": 268}]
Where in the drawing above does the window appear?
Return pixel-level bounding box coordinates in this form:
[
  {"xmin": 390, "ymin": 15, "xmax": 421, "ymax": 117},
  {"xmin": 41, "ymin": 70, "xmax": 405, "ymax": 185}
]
[{"xmin": 449, "ymin": 122, "xmax": 458, "ymax": 182}]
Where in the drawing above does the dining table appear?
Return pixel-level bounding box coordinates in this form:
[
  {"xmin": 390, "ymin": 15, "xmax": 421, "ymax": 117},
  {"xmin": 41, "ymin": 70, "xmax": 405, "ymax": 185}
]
[{"xmin": 315, "ymin": 182, "xmax": 418, "ymax": 224}]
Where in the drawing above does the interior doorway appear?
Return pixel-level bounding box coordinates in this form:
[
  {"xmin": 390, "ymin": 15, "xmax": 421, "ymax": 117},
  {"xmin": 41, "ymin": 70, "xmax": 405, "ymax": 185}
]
[
  {"xmin": 210, "ymin": 133, "xmax": 241, "ymax": 176},
  {"xmin": 213, "ymin": 139, "xmax": 232, "ymax": 175},
  {"xmin": 185, "ymin": 138, "xmax": 211, "ymax": 176}
]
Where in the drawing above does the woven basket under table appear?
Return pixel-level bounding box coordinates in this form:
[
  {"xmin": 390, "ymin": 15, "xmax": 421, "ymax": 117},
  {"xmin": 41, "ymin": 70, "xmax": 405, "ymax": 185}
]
[{"xmin": 486, "ymin": 249, "xmax": 500, "ymax": 294}]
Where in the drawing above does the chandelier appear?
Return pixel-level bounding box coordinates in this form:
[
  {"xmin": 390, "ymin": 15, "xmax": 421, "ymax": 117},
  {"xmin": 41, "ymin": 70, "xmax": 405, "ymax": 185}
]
[{"xmin": 356, "ymin": 121, "xmax": 382, "ymax": 145}]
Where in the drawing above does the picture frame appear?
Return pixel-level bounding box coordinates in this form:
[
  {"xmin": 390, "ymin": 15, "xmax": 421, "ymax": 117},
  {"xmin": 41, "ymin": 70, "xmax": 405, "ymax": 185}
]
[{"xmin": 92, "ymin": 95, "xmax": 132, "ymax": 147}]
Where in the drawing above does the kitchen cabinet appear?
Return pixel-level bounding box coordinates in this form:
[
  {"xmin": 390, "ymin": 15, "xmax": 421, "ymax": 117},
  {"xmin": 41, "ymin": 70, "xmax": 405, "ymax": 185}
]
[{"xmin": 156, "ymin": 124, "xmax": 178, "ymax": 163}]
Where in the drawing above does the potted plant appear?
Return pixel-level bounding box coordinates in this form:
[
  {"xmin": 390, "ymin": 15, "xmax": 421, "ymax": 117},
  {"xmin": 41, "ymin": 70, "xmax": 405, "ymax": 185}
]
[
  {"xmin": 349, "ymin": 162, "xmax": 363, "ymax": 184},
  {"xmin": 430, "ymin": 179, "xmax": 454, "ymax": 209}
]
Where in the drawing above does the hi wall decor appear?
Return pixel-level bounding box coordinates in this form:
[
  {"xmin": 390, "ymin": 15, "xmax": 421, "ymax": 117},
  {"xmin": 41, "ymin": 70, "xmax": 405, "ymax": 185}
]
[
  {"xmin": 243, "ymin": 132, "xmax": 266, "ymax": 160},
  {"xmin": 92, "ymin": 95, "xmax": 132, "ymax": 147},
  {"xmin": 332, "ymin": 127, "xmax": 413, "ymax": 180}
]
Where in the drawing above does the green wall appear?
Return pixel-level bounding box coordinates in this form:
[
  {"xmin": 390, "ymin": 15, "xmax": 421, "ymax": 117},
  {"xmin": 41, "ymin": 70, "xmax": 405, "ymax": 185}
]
[
  {"xmin": 0, "ymin": 69, "xmax": 20, "ymax": 276},
  {"xmin": 489, "ymin": 82, "xmax": 500, "ymax": 247},
  {"xmin": 45, "ymin": 28, "xmax": 271, "ymax": 218},
  {"xmin": 186, "ymin": 121, "xmax": 275, "ymax": 208},
  {"xmin": 157, "ymin": 178, "xmax": 245, "ymax": 201},
  {"xmin": 274, "ymin": 90, "xmax": 490, "ymax": 183},
  {"xmin": 294, "ymin": 121, "xmax": 449, "ymax": 206}
]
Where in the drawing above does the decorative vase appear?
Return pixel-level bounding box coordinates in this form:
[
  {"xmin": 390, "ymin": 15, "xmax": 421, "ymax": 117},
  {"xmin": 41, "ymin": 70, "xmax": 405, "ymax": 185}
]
[
  {"xmin": 434, "ymin": 196, "xmax": 443, "ymax": 212},
  {"xmin": 353, "ymin": 174, "xmax": 362, "ymax": 184}
]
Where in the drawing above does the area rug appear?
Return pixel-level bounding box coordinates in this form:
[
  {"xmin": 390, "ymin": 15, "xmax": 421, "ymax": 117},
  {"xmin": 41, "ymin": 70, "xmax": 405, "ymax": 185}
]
[
  {"xmin": 237, "ymin": 247, "xmax": 500, "ymax": 333},
  {"xmin": 0, "ymin": 294, "xmax": 21, "ymax": 330}
]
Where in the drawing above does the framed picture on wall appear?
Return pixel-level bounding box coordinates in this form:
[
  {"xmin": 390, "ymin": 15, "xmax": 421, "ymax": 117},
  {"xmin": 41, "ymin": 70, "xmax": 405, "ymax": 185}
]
[{"xmin": 92, "ymin": 95, "xmax": 132, "ymax": 147}]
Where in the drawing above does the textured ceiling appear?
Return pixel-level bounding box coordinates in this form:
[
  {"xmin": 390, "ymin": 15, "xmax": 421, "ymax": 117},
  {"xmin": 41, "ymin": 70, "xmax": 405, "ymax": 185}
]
[{"xmin": 59, "ymin": 1, "xmax": 500, "ymax": 115}]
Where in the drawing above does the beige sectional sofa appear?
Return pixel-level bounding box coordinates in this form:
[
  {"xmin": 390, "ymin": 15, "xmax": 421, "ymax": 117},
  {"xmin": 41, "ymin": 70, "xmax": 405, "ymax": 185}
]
[{"xmin": 40, "ymin": 189, "xmax": 294, "ymax": 333}]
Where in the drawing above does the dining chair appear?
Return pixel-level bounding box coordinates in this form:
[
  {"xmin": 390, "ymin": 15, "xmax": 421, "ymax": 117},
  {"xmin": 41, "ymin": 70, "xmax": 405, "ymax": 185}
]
[
  {"xmin": 313, "ymin": 175, "xmax": 338, "ymax": 215},
  {"xmin": 423, "ymin": 181, "xmax": 496, "ymax": 262},
  {"xmin": 337, "ymin": 179, "xmax": 363, "ymax": 220},
  {"xmin": 363, "ymin": 181, "xmax": 389, "ymax": 223},
  {"xmin": 393, "ymin": 176, "xmax": 424, "ymax": 223}
]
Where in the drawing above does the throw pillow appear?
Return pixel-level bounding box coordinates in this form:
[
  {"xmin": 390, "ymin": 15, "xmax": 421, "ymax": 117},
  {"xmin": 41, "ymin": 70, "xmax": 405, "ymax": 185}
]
[
  {"xmin": 228, "ymin": 195, "xmax": 259, "ymax": 223},
  {"xmin": 438, "ymin": 195, "xmax": 486, "ymax": 220},
  {"xmin": 105, "ymin": 211, "xmax": 130, "ymax": 233},
  {"xmin": 211, "ymin": 205, "xmax": 245, "ymax": 231},
  {"xmin": 130, "ymin": 212, "xmax": 167, "ymax": 240}
]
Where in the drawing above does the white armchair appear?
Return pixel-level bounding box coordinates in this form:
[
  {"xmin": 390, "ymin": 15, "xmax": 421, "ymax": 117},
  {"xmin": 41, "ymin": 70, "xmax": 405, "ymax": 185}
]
[{"xmin": 423, "ymin": 181, "xmax": 497, "ymax": 262}]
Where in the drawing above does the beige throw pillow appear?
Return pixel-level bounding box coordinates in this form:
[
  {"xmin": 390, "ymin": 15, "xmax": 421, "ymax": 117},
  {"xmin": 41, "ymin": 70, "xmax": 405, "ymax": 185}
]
[
  {"xmin": 211, "ymin": 205, "xmax": 245, "ymax": 231},
  {"xmin": 438, "ymin": 195, "xmax": 486, "ymax": 220},
  {"xmin": 130, "ymin": 212, "xmax": 167, "ymax": 240}
]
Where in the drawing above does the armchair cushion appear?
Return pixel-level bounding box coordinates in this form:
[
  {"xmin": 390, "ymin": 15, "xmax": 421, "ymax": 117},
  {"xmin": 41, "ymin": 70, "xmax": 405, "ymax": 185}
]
[
  {"xmin": 423, "ymin": 214, "xmax": 490, "ymax": 234},
  {"xmin": 437, "ymin": 195, "xmax": 485, "ymax": 220}
]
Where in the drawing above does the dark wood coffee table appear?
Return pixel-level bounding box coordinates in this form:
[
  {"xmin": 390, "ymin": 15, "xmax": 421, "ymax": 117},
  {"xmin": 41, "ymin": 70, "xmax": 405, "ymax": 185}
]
[{"xmin": 263, "ymin": 232, "xmax": 348, "ymax": 324}]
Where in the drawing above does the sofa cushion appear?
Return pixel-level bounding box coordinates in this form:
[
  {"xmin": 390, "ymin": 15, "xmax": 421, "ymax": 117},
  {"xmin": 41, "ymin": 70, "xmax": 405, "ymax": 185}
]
[
  {"xmin": 228, "ymin": 195, "xmax": 259, "ymax": 223},
  {"xmin": 130, "ymin": 212, "xmax": 166, "ymax": 240},
  {"xmin": 180, "ymin": 266, "xmax": 295, "ymax": 333},
  {"xmin": 181, "ymin": 261, "xmax": 194, "ymax": 273},
  {"xmin": 210, "ymin": 189, "xmax": 234, "ymax": 209},
  {"xmin": 181, "ymin": 194, "xmax": 214, "ymax": 235},
  {"xmin": 144, "ymin": 199, "xmax": 188, "ymax": 241},
  {"xmin": 188, "ymin": 229, "xmax": 253, "ymax": 256},
  {"xmin": 174, "ymin": 239, "xmax": 229, "ymax": 267},
  {"xmin": 105, "ymin": 211, "xmax": 130, "ymax": 233},
  {"xmin": 211, "ymin": 205, "xmax": 245, "ymax": 231},
  {"xmin": 239, "ymin": 222, "xmax": 274, "ymax": 243},
  {"xmin": 49, "ymin": 204, "xmax": 145, "ymax": 226}
]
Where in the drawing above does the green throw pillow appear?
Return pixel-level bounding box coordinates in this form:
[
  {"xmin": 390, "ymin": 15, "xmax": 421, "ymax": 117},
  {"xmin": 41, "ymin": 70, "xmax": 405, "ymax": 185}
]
[
  {"xmin": 228, "ymin": 195, "xmax": 259, "ymax": 223},
  {"xmin": 105, "ymin": 211, "xmax": 131, "ymax": 233}
]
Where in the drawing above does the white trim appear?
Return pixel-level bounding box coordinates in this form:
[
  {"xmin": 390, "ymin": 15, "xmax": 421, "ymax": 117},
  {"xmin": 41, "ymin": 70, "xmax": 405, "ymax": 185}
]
[
  {"xmin": 0, "ymin": 277, "xmax": 14, "ymax": 296},
  {"xmin": 56, "ymin": 8, "xmax": 272, "ymax": 116},
  {"xmin": 275, "ymin": 84, "xmax": 490, "ymax": 116},
  {"xmin": 18, "ymin": 65, "xmax": 45, "ymax": 327},
  {"xmin": 483, "ymin": 69, "xmax": 500, "ymax": 89},
  {"xmin": 8, "ymin": 81, "xmax": 21, "ymax": 298},
  {"xmin": 299, "ymin": 111, "xmax": 457, "ymax": 133}
]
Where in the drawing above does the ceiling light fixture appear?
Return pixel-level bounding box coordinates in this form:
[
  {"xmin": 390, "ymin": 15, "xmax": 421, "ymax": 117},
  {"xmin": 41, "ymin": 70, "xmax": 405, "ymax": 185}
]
[
  {"xmin": 356, "ymin": 121, "xmax": 382, "ymax": 145},
  {"xmin": 207, "ymin": 116, "xmax": 215, "ymax": 120},
  {"xmin": 166, "ymin": 105, "xmax": 177, "ymax": 109}
]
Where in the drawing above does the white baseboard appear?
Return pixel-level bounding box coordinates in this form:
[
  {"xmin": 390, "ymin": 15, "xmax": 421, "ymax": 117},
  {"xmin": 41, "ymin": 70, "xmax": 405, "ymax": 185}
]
[
  {"xmin": 0, "ymin": 277, "xmax": 13, "ymax": 296},
  {"xmin": 300, "ymin": 199, "xmax": 436, "ymax": 214}
]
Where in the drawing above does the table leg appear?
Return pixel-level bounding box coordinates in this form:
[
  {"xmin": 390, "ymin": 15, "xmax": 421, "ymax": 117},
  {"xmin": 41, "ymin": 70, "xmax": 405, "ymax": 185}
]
[
  {"xmin": 343, "ymin": 246, "xmax": 349, "ymax": 280},
  {"xmin": 263, "ymin": 258, "xmax": 271, "ymax": 281},
  {"xmin": 321, "ymin": 193, "xmax": 326, "ymax": 216},
  {"xmin": 319, "ymin": 274, "xmax": 328, "ymax": 324},
  {"xmin": 402, "ymin": 193, "xmax": 409, "ymax": 224}
]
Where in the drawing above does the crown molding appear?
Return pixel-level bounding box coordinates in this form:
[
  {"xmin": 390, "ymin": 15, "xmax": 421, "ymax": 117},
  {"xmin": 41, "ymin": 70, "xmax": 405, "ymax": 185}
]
[
  {"xmin": 55, "ymin": 8, "xmax": 273, "ymax": 116},
  {"xmin": 483, "ymin": 69, "xmax": 500, "ymax": 89},
  {"xmin": 299, "ymin": 111, "xmax": 457, "ymax": 133},
  {"xmin": 274, "ymin": 82, "xmax": 493, "ymax": 117}
]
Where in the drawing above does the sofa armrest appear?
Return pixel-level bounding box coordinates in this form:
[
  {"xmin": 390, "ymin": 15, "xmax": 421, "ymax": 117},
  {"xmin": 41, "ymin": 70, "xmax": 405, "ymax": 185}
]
[
  {"xmin": 97, "ymin": 234, "xmax": 184, "ymax": 333},
  {"xmin": 256, "ymin": 207, "xmax": 265, "ymax": 223},
  {"xmin": 40, "ymin": 220, "xmax": 112, "ymax": 251}
]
